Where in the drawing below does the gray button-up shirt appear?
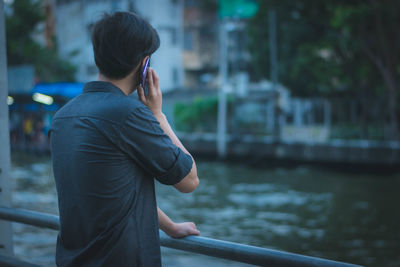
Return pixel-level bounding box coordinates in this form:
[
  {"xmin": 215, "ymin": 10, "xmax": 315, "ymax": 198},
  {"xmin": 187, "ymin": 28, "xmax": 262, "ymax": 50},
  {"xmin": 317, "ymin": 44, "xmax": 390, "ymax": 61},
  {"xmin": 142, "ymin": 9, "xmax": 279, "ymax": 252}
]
[{"xmin": 49, "ymin": 81, "xmax": 193, "ymax": 266}]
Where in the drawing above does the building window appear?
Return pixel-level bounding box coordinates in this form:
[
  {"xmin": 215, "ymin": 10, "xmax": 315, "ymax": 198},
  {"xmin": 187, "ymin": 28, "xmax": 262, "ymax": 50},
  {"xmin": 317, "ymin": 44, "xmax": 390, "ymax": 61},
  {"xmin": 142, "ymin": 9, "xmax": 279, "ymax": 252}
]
[
  {"xmin": 172, "ymin": 67, "xmax": 179, "ymax": 85},
  {"xmin": 185, "ymin": 0, "xmax": 197, "ymax": 7},
  {"xmin": 184, "ymin": 29, "xmax": 193, "ymax": 51},
  {"xmin": 170, "ymin": 28, "xmax": 177, "ymax": 45}
]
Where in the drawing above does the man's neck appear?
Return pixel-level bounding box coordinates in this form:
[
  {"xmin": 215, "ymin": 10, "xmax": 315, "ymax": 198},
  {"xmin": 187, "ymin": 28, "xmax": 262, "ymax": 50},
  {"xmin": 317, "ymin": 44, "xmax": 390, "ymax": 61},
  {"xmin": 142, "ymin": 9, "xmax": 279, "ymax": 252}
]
[{"xmin": 97, "ymin": 73, "xmax": 135, "ymax": 96}]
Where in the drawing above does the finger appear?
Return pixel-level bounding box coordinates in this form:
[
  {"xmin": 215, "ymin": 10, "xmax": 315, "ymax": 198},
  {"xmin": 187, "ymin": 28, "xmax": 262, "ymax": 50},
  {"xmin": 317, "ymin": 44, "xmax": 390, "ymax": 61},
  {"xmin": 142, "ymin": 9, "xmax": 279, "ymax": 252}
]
[
  {"xmin": 152, "ymin": 69, "xmax": 160, "ymax": 91},
  {"xmin": 147, "ymin": 68, "xmax": 156, "ymax": 96},
  {"xmin": 149, "ymin": 69, "xmax": 161, "ymax": 96},
  {"xmin": 137, "ymin": 85, "xmax": 146, "ymax": 103},
  {"xmin": 191, "ymin": 228, "xmax": 200, "ymax": 236},
  {"xmin": 188, "ymin": 222, "xmax": 200, "ymax": 235}
]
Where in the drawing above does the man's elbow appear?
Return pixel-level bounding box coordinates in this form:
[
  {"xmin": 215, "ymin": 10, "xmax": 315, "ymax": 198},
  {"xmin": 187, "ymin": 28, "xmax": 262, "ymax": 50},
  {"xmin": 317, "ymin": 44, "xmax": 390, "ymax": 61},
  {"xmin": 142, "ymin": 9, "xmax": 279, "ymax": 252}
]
[
  {"xmin": 176, "ymin": 175, "xmax": 199, "ymax": 193},
  {"xmin": 187, "ymin": 176, "xmax": 199, "ymax": 193}
]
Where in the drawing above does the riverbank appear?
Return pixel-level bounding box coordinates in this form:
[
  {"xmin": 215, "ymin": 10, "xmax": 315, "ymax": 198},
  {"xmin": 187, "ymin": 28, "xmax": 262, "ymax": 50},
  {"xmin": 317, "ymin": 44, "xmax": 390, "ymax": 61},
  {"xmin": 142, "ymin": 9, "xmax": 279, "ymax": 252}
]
[
  {"xmin": 10, "ymin": 132, "xmax": 400, "ymax": 174},
  {"xmin": 179, "ymin": 133, "xmax": 400, "ymax": 173}
]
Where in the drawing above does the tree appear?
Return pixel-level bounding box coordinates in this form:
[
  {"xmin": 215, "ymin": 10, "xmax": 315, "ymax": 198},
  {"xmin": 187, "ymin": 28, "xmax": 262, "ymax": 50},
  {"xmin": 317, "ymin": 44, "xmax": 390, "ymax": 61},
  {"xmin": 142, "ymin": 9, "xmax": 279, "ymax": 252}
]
[
  {"xmin": 247, "ymin": 0, "xmax": 400, "ymax": 139},
  {"xmin": 5, "ymin": 0, "xmax": 76, "ymax": 82},
  {"xmin": 331, "ymin": 0, "xmax": 400, "ymax": 139}
]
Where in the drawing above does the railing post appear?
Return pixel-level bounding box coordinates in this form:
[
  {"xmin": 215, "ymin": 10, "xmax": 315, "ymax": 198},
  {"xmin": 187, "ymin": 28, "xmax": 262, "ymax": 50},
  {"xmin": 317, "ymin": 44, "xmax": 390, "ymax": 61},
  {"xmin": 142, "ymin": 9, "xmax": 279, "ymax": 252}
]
[{"xmin": 0, "ymin": 0, "xmax": 14, "ymax": 257}]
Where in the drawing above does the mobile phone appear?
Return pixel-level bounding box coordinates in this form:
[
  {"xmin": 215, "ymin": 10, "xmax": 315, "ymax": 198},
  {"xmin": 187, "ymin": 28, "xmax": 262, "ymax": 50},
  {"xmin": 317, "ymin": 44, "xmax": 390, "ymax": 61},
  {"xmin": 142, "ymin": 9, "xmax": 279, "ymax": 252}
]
[{"xmin": 141, "ymin": 57, "xmax": 150, "ymax": 95}]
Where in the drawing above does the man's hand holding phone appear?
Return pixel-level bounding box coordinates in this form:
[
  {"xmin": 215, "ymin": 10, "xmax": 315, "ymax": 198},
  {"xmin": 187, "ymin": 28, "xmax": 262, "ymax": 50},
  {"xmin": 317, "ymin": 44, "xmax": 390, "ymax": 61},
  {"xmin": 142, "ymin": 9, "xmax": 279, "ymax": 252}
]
[{"xmin": 137, "ymin": 68, "xmax": 163, "ymax": 117}]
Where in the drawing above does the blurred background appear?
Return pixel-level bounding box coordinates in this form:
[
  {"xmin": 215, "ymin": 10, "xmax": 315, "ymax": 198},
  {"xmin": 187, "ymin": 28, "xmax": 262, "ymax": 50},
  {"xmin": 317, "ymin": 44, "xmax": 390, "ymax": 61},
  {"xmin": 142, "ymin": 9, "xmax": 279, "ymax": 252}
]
[{"xmin": 2, "ymin": 0, "xmax": 400, "ymax": 266}]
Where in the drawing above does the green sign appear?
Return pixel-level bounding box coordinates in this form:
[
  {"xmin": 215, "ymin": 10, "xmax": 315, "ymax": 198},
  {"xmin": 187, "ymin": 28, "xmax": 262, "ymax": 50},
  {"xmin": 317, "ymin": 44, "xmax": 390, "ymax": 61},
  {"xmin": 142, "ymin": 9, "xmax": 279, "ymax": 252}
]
[{"xmin": 219, "ymin": 0, "xmax": 259, "ymax": 19}]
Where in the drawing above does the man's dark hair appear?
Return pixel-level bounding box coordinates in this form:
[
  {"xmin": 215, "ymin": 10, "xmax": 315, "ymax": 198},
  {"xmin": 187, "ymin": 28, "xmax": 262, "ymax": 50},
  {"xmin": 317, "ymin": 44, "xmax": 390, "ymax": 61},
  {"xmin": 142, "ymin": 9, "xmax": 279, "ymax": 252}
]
[{"xmin": 92, "ymin": 12, "xmax": 160, "ymax": 79}]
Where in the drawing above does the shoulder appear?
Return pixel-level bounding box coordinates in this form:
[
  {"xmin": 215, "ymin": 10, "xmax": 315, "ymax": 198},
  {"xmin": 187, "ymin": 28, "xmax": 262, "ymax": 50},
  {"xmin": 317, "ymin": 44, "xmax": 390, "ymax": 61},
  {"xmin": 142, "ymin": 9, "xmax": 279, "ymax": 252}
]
[
  {"xmin": 92, "ymin": 95, "xmax": 151, "ymax": 125},
  {"xmin": 54, "ymin": 93, "xmax": 149, "ymax": 125},
  {"xmin": 109, "ymin": 95, "xmax": 156, "ymax": 124},
  {"xmin": 109, "ymin": 95, "xmax": 146, "ymax": 115}
]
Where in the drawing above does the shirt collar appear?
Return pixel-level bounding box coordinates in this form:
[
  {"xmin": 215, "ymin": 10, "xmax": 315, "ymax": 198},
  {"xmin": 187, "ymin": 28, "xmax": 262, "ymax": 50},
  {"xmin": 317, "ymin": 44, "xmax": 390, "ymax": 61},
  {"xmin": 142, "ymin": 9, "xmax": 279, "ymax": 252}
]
[{"xmin": 83, "ymin": 81, "xmax": 126, "ymax": 96}]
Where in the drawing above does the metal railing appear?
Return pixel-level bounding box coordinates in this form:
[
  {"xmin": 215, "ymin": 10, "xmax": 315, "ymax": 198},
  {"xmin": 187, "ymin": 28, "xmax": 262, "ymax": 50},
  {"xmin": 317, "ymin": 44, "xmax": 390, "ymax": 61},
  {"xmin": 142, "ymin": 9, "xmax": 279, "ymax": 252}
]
[{"xmin": 0, "ymin": 206, "xmax": 361, "ymax": 267}]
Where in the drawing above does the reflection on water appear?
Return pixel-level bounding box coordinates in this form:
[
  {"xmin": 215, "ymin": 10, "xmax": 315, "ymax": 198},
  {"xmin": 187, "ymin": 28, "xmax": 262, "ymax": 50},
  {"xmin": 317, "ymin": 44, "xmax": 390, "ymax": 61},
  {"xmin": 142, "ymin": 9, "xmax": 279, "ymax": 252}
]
[
  {"xmin": 11, "ymin": 154, "xmax": 58, "ymax": 266},
  {"xmin": 10, "ymin": 153, "xmax": 400, "ymax": 267}
]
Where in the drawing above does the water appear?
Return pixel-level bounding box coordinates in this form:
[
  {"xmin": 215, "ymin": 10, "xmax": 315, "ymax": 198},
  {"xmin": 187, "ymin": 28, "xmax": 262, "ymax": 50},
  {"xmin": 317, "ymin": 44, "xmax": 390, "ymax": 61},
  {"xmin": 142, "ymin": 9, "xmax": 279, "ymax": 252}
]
[{"xmin": 9, "ymin": 153, "xmax": 400, "ymax": 267}]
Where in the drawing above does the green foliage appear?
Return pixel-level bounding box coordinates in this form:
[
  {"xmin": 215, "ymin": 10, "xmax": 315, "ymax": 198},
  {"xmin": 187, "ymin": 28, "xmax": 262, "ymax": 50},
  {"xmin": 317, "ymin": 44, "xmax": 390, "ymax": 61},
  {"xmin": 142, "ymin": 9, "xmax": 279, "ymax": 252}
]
[
  {"xmin": 34, "ymin": 45, "xmax": 77, "ymax": 82},
  {"xmin": 173, "ymin": 96, "xmax": 220, "ymax": 132},
  {"xmin": 247, "ymin": 0, "xmax": 397, "ymax": 97},
  {"xmin": 5, "ymin": 0, "xmax": 76, "ymax": 82},
  {"xmin": 249, "ymin": 1, "xmax": 332, "ymax": 96},
  {"xmin": 247, "ymin": 0, "xmax": 400, "ymax": 138},
  {"xmin": 199, "ymin": 0, "xmax": 218, "ymax": 12}
]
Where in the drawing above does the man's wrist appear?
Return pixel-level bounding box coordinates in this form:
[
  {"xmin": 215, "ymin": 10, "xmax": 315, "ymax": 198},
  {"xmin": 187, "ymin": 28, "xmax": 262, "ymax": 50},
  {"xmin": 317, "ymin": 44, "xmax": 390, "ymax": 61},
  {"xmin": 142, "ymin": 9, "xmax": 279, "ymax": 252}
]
[
  {"xmin": 153, "ymin": 111, "xmax": 166, "ymax": 121},
  {"xmin": 166, "ymin": 222, "xmax": 177, "ymax": 236},
  {"xmin": 162, "ymin": 220, "xmax": 177, "ymax": 236}
]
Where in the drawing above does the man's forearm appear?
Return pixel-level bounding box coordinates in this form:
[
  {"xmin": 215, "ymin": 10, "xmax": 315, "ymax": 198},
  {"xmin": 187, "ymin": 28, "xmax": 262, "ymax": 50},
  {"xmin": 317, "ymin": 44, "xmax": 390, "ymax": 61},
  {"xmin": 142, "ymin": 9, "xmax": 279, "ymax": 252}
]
[
  {"xmin": 158, "ymin": 207, "xmax": 175, "ymax": 234},
  {"xmin": 154, "ymin": 113, "xmax": 191, "ymax": 156},
  {"xmin": 154, "ymin": 113, "xmax": 199, "ymax": 193}
]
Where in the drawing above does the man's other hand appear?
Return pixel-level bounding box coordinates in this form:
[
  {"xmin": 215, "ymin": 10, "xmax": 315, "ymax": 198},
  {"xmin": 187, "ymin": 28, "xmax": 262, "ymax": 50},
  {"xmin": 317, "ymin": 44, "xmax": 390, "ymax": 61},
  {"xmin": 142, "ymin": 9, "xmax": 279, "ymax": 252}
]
[{"xmin": 165, "ymin": 222, "xmax": 200, "ymax": 239}]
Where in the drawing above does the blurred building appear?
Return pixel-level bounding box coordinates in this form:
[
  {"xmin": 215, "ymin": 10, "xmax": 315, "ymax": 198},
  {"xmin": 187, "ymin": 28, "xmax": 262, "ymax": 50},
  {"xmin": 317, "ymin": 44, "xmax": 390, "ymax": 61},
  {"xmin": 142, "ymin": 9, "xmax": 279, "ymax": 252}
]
[
  {"xmin": 54, "ymin": 0, "xmax": 184, "ymax": 91},
  {"xmin": 183, "ymin": 0, "xmax": 219, "ymax": 88}
]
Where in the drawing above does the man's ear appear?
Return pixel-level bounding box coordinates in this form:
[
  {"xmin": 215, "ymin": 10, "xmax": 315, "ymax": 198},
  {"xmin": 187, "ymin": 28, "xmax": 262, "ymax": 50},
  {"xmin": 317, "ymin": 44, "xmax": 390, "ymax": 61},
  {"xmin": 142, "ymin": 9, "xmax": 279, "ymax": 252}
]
[{"xmin": 141, "ymin": 56, "xmax": 149, "ymax": 68}]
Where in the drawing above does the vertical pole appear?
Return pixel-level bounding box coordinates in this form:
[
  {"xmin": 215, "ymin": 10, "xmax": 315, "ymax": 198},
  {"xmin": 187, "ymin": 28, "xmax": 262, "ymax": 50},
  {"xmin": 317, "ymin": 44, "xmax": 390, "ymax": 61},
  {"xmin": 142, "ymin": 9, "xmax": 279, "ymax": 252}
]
[
  {"xmin": 269, "ymin": 9, "xmax": 277, "ymax": 88},
  {"xmin": 217, "ymin": 20, "xmax": 228, "ymax": 158},
  {"xmin": 0, "ymin": 0, "xmax": 14, "ymax": 256},
  {"xmin": 269, "ymin": 9, "xmax": 280, "ymax": 140},
  {"xmin": 294, "ymin": 99, "xmax": 301, "ymax": 126},
  {"xmin": 266, "ymin": 100, "xmax": 274, "ymax": 132},
  {"xmin": 309, "ymin": 100, "xmax": 315, "ymax": 125},
  {"xmin": 324, "ymin": 99, "xmax": 331, "ymax": 129}
]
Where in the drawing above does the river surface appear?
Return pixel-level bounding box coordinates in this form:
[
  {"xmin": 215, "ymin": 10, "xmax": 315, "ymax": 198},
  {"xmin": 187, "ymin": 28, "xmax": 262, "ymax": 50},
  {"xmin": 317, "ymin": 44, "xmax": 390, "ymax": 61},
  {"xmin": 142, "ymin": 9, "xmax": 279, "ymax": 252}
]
[{"xmin": 9, "ymin": 153, "xmax": 400, "ymax": 267}]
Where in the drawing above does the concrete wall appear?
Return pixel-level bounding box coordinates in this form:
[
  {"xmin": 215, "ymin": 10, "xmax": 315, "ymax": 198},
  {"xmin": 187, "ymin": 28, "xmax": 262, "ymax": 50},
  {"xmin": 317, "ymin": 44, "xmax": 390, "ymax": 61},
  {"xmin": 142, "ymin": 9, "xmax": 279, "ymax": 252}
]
[{"xmin": 179, "ymin": 132, "xmax": 400, "ymax": 169}]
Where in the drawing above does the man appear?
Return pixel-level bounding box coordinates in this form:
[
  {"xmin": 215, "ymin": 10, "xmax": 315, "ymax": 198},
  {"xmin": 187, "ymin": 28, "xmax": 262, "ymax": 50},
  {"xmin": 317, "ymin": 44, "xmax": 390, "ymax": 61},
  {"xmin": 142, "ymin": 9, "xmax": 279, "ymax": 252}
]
[{"xmin": 49, "ymin": 12, "xmax": 200, "ymax": 266}]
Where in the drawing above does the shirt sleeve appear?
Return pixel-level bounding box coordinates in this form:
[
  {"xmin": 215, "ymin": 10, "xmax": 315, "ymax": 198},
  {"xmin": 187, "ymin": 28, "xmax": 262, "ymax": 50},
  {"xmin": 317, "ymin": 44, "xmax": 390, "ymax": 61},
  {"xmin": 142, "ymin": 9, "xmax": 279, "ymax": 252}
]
[{"xmin": 116, "ymin": 107, "xmax": 193, "ymax": 185}]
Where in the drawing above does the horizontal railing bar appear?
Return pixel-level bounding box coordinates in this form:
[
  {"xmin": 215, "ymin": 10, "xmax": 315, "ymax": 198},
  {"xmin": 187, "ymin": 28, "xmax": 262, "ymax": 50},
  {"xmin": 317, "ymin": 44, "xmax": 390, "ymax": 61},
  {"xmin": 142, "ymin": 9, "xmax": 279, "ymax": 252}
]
[
  {"xmin": 0, "ymin": 206, "xmax": 361, "ymax": 267},
  {"xmin": 0, "ymin": 206, "xmax": 59, "ymax": 230},
  {"xmin": 159, "ymin": 233, "xmax": 360, "ymax": 267},
  {"xmin": 0, "ymin": 255, "xmax": 41, "ymax": 267}
]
